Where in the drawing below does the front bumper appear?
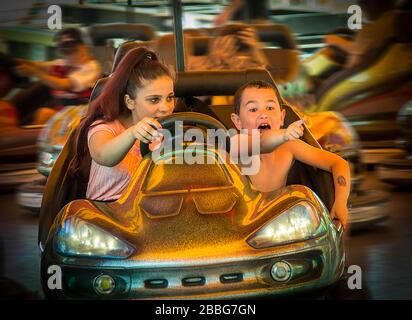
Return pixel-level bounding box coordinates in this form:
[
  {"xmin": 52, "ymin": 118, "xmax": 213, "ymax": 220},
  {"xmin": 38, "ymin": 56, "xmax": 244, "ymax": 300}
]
[
  {"xmin": 0, "ymin": 163, "xmax": 41, "ymax": 190},
  {"xmin": 41, "ymin": 232, "xmax": 344, "ymax": 299},
  {"xmin": 348, "ymin": 189, "xmax": 390, "ymax": 230},
  {"xmin": 17, "ymin": 177, "xmax": 47, "ymax": 212},
  {"xmin": 376, "ymin": 155, "xmax": 412, "ymax": 186}
]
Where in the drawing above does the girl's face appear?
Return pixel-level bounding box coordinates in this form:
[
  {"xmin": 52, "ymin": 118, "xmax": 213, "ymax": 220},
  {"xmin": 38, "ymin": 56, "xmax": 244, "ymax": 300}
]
[{"xmin": 125, "ymin": 75, "xmax": 175, "ymax": 123}]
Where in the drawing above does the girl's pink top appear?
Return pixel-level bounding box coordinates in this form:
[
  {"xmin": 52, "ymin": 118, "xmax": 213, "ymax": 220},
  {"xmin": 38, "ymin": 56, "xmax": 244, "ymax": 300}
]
[{"xmin": 86, "ymin": 119, "xmax": 142, "ymax": 201}]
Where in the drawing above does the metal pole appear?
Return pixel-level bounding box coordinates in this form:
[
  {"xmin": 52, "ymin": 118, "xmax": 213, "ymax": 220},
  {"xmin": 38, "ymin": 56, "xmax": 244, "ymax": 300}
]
[{"xmin": 171, "ymin": 0, "xmax": 185, "ymax": 72}]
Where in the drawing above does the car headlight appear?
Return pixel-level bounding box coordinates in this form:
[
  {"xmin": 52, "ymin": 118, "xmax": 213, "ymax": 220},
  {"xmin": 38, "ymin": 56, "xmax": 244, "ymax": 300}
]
[
  {"xmin": 55, "ymin": 218, "xmax": 134, "ymax": 258},
  {"xmin": 247, "ymin": 201, "xmax": 326, "ymax": 249}
]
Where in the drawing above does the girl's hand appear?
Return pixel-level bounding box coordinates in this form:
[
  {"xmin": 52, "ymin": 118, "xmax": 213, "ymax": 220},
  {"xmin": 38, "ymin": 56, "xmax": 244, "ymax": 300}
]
[
  {"xmin": 283, "ymin": 119, "xmax": 304, "ymax": 141},
  {"xmin": 330, "ymin": 200, "xmax": 349, "ymax": 230},
  {"xmin": 129, "ymin": 117, "xmax": 162, "ymax": 144}
]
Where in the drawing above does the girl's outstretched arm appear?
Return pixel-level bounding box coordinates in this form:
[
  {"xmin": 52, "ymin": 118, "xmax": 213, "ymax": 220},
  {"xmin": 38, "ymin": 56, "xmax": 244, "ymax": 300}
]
[{"xmin": 89, "ymin": 117, "xmax": 161, "ymax": 167}]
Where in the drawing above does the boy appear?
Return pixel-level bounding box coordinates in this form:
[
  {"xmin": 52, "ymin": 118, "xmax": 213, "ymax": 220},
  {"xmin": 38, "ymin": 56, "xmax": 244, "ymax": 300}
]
[{"xmin": 230, "ymin": 80, "xmax": 350, "ymax": 229}]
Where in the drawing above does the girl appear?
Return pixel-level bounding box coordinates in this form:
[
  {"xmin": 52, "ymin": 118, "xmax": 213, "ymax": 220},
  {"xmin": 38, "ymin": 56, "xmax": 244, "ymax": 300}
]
[{"xmin": 69, "ymin": 47, "xmax": 175, "ymax": 201}]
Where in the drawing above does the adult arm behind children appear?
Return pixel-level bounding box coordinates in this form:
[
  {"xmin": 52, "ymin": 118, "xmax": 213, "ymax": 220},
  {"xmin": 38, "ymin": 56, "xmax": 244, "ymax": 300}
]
[
  {"xmin": 15, "ymin": 58, "xmax": 51, "ymax": 72},
  {"xmin": 14, "ymin": 63, "xmax": 73, "ymax": 91},
  {"xmin": 286, "ymin": 139, "xmax": 351, "ymax": 229}
]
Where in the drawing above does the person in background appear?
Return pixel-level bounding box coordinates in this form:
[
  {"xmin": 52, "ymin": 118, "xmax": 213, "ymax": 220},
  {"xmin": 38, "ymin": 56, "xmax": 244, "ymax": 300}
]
[
  {"xmin": 13, "ymin": 27, "xmax": 101, "ymax": 124},
  {"xmin": 188, "ymin": 23, "xmax": 268, "ymax": 71},
  {"xmin": 187, "ymin": 23, "xmax": 268, "ymax": 106}
]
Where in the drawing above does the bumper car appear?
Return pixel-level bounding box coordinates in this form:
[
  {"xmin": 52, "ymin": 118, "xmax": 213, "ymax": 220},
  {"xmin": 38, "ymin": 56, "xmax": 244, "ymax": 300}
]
[
  {"xmin": 39, "ymin": 70, "xmax": 344, "ymax": 299},
  {"xmin": 377, "ymin": 100, "xmax": 412, "ymax": 186},
  {"xmin": 0, "ymin": 125, "xmax": 43, "ymax": 190},
  {"xmin": 0, "ymin": 80, "xmax": 88, "ymax": 191},
  {"xmin": 17, "ymin": 105, "xmax": 86, "ymax": 212},
  {"xmin": 0, "ymin": 53, "xmax": 46, "ymax": 189},
  {"xmin": 282, "ymin": 10, "xmax": 412, "ymax": 165}
]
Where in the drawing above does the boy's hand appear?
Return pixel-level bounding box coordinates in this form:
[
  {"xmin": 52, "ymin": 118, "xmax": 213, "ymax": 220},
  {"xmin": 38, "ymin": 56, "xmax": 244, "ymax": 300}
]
[
  {"xmin": 330, "ymin": 201, "xmax": 349, "ymax": 230},
  {"xmin": 283, "ymin": 119, "xmax": 304, "ymax": 142},
  {"xmin": 129, "ymin": 117, "xmax": 162, "ymax": 144}
]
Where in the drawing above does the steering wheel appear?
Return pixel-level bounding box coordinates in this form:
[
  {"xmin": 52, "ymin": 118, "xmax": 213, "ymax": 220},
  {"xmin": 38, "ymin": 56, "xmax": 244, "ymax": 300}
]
[{"xmin": 139, "ymin": 112, "xmax": 230, "ymax": 158}]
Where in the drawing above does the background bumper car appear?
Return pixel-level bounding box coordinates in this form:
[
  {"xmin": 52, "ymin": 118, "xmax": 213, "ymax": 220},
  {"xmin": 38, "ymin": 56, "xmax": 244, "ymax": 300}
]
[
  {"xmin": 0, "ymin": 53, "xmax": 46, "ymax": 190},
  {"xmin": 17, "ymin": 105, "xmax": 85, "ymax": 212},
  {"xmin": 376, "ymin": 100, "xmax": 412, "ymax": 186},
  {"xmin": 282, "ymin": 10, "xmax": 412, "ymax": 165},
  {"xmin": 0, "ymin": 125, "xmax": 43, "ymax": 190}
]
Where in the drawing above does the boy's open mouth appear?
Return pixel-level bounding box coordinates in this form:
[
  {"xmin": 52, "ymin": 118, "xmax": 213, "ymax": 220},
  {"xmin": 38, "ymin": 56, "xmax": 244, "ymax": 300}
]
[{"xmin": 258, "ymin": 123, "xmax": 271, "ymax": 132}]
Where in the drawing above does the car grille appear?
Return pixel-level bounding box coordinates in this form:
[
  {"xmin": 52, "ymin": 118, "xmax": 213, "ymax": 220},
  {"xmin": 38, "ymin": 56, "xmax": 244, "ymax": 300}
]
[{"xmin": 58, "ymin": 251, "xmax": 330, "ymax": 299}]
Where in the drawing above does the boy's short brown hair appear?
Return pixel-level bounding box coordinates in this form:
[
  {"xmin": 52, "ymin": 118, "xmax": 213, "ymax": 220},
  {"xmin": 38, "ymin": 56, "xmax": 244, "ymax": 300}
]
[{"xmin": 233, "ymin": 80, "xmax": 284, "ymax": 115}]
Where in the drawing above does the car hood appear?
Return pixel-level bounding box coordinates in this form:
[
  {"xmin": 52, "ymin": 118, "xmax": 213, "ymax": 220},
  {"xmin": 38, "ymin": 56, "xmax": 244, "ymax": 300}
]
[{"xmin": 52, "ymin": 181, "xmax": 327, "ymax": 263}]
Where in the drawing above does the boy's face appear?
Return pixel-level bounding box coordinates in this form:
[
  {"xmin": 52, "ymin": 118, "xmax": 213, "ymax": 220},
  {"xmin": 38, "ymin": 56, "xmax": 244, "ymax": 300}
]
[{"xmin": 231, "ymin": 87, "xmax": 285, "ymax": 132}]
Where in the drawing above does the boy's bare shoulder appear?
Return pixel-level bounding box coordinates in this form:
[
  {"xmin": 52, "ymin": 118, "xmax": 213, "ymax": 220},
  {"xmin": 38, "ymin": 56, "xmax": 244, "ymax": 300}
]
[
  {"xmin": 283, "ymin": 139, "xmax": 312, "ymax": 149},
  {"xmin": 268, "ymin": 141, "xmax": 297, "ymax": 162},
  {"xmin": 275, "ymin": 140, "xmax": 313, "ymax": 160},
  {"xmin": 278, "ymin": 139, "xmax": 304, "ymax": 152}
]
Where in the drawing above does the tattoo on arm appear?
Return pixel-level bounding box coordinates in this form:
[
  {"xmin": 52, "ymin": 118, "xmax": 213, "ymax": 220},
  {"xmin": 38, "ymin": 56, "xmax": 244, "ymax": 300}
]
[{"xmin": 337, "ymin": 176, "xmax": 346, "ymax": 187}]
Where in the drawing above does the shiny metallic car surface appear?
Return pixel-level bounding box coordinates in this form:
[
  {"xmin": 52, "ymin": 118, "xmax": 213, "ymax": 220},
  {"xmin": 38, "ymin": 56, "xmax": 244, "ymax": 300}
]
[
  {"xmin": 16, "ymin": 106, "xmax": 86, "ymax": 210},
  {"xmin": 0, "ymin": 125, "xmax": 43, "ymax": 189},
  {"xmin": 41, "ymin": 142, "xmax": 344, "ymax": 299},
  {"xmin": 37, "ymin": 105, "xmax": 86, "ymax": 176}
]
